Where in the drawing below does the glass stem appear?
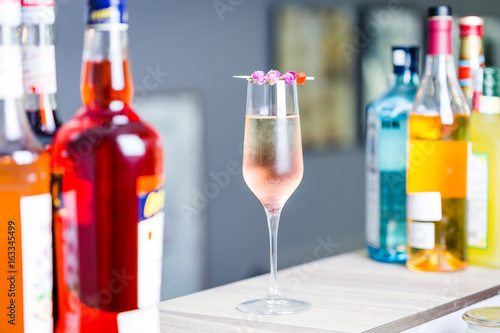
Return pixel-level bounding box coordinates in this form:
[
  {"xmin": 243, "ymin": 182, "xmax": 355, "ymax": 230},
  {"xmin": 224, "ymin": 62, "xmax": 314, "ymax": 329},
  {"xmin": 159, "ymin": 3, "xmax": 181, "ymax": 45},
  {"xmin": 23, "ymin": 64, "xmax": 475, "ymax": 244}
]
[{"xmin": 266, "ymin": 207, "xmax": 282, "ymax": 300}]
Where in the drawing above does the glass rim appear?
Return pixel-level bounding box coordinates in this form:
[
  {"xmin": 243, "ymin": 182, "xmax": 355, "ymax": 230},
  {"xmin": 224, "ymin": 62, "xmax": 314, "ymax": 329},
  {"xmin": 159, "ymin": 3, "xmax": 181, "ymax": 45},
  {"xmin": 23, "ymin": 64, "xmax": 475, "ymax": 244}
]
[
  {"xmin": 463, "ymin": 307, "xmax": 500, "ymax": 328},
  {"xmin": 245, "ymin": 79, "xmax": 299, "ymax": 117}
]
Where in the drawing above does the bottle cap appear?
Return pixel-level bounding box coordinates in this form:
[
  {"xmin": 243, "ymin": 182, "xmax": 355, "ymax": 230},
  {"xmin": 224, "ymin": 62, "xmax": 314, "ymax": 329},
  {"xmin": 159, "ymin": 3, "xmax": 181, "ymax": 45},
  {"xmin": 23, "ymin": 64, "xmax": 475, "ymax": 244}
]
[
  {"xmin": 0, "ymin": 0, "xmax": 21, "ymax": 26},
  {"xmin": 483, "ymin": 67, "xmax": 499, "ymax": 97},
  {"xmin": 21, "ymin": 0, "xmax": 53, "ymax": 5},
  {"xmin": 459, "ymin": 16, "xmax": 484, "ymax": 37},
  {"xmin": 392, "ymin": 46, "xmax": 419, "ymax": 74},
  {"xmin": 86, "ymin": 0, "xmax": 128, "ymax": 29},
  {"xmin": 428, "ymin": 5, "xmax": 452, "ymax": 17},
  {"xmin": 427, "ymin": 6, "xmax": 453, "ymax": 55},
  {"xmin": 21, "ymin": 0, "xmax": 55, "ymax": 25},
  {"xmin": 463, "ymin": 307, "xmax": 500, "ymax": 328}
]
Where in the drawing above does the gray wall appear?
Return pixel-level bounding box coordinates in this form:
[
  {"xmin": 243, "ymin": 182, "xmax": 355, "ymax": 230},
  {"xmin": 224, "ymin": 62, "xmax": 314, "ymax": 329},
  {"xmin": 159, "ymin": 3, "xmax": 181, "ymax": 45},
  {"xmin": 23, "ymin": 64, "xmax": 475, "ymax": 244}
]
[{"xmin": 54, "ymin": 0, "xmax": 500, "ymax": 294}]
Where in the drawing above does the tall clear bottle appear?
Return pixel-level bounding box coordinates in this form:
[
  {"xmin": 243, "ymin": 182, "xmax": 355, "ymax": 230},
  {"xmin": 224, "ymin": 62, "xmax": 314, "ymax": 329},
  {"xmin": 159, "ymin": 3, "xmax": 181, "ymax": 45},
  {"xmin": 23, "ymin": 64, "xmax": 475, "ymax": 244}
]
[
  {"xmin": 0, "ymin": 1, "xmax": 53, "ymax": 332},
  {"xmin": 366, "ymin": 46, "xmax": 420, "ymax": 263},
  {"xmin": 469, "ymin": 67, "xmax": 500, "ymax": 268},
  {"xmin": 20, "ymin": 0, "xmax": 61, "ymax": 150},
  {"xmin": 52, "ymin": 0, "xmax": 164, "ymax": 331},
  {"xmin": 458, "ymin": 16, "xmax": 484, "ymax": 108},
  {"xmin": 407, "ymin": 6, "xmax": 470, "ymax": 272}
]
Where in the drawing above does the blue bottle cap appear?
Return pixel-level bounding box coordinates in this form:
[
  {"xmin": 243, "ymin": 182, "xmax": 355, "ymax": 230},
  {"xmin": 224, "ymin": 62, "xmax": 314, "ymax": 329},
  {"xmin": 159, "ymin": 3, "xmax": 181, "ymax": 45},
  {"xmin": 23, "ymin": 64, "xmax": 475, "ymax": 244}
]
[
  {"xmin": 392, "ymin": 46, "xmax": 419, "ymax": 74},
  {"xmin": 86, "ymin": 0, "xmax": 128, "ymax": 26}
]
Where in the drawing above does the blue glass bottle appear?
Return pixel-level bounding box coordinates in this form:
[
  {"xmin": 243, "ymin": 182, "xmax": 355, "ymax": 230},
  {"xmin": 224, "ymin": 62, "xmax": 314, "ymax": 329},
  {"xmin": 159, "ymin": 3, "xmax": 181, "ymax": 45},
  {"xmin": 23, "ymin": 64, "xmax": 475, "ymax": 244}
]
[{"xmin": 366, "ymin": 46, "xmax": 420, "ymax": 263}]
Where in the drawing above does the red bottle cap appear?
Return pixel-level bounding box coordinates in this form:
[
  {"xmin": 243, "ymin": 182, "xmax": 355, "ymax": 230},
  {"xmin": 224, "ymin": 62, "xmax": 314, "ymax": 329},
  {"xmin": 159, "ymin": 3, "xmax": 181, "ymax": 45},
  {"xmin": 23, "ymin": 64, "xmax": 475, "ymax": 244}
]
[
  {"xmin": 21, "ymin": 0, "xmax": 54, "ymax": 6},
  {"xmin": 459, "ymin": 16, "xmax": 484, "ymax": 37}
]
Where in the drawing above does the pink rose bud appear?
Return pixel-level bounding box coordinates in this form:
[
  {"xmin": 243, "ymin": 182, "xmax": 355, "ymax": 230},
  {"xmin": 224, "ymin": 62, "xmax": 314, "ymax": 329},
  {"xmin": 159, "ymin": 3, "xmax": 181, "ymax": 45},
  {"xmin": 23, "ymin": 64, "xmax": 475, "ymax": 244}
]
[
  {"xmin": 282, "ymin": 71, "xmax": 297, "ymax": 85},
  {"xmin": 251, "ymin": 70, "xmax": 266, "ymax": 84},
  {"xmin": 266, "ymin": 70, "xmax": 281, "ymax": 85}
]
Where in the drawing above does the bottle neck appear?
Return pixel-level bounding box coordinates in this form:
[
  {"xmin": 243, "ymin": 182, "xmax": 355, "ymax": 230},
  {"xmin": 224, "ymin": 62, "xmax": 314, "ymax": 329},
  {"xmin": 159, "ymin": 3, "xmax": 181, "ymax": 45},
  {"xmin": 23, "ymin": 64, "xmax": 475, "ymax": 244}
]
[
  {"xmin": 475, "ymin": 68, "xmax": 500, "ymax": 114},
  {"xmin": 0, "ymin": 100, "xmax": 29, "ymax": 145},
  {"xmin": 392, "ymin": 70, "xmax": 420, "ymax": 87},
  {"xmin": 21, "ymin": 21, "xmax": 54, "ymax": 47},
  {"xmin": 425, "ymin": 18, "xmax": 457, "ymax": 81},
  {"xmin": 0, "ymin": 25, "xmax": 38, "ymax": 149},
  {"xmin": 423, "ymin": 54, "xmax": 458, "ymax": 81},
  {"xmin": 21, "ymin": 22, "xmax": 56, "ymax": 97},
  {"xmin": 81, "ymin": 27, "xmax": 133, "ymax": 109},
  {"xmin": 459, "ymin": 35, "xmax": 484, "ymax": 55},
  {"xmin": 20, "ymin": 7, "xmax": 58, "ymax": 99},
  {"xmin": 21, "ymin": 21, "xmax": 60, "ymax": 137},
  {"xmin": 420, "ymin": 54, "xmax": 470, "ymax": 121},
  {"xmin": 428, "ymin": 17, "xmax": 453, "ymax": 56},
  {"xmin": 458, "ymin": 34, "xmax": 484, "ymax": 103}
]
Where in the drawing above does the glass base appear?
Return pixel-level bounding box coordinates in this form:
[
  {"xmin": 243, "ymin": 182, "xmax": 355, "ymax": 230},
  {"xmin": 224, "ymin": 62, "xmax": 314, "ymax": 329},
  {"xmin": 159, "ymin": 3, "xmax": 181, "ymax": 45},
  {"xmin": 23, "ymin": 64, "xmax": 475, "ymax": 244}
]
[
  {"xmin": 237, "ymin": 297, "xmax": 311, "ymax": 315},
  {"xmin": 367, "ymin": 244, "xmax": 408, "ymax": 264}
]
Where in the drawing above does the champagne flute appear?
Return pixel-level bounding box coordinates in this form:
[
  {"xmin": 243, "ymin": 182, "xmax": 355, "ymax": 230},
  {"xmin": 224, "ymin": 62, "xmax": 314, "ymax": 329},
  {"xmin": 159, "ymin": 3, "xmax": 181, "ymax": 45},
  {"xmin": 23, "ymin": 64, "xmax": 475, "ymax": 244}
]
[{"xmin": 237, "ymin": 76, "xmax": 311, "ymax": 315}]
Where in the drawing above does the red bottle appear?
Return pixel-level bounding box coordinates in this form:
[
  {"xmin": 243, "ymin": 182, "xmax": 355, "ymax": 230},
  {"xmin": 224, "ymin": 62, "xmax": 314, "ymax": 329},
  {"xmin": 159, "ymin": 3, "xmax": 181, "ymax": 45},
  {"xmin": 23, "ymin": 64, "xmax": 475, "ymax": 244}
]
[{"xmin": 52, "ymin": 1, "xmax": 165, "ymax": 331}]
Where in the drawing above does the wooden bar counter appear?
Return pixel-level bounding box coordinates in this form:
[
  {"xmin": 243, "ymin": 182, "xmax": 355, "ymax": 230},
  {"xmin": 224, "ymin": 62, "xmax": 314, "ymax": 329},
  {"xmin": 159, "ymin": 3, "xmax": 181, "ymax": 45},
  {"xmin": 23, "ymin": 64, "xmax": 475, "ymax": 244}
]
[{"xmin": 158, "ymin": 251, "xmax": 500, "ymax": 332}]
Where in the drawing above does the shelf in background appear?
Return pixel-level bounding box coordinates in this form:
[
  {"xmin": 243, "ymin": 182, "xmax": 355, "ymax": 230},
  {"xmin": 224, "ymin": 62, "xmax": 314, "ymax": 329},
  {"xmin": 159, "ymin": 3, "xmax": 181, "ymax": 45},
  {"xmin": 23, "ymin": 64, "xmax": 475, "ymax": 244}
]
[{"xmin": 158, "ymin": 250, "xmax": 500, "ymax": 332}]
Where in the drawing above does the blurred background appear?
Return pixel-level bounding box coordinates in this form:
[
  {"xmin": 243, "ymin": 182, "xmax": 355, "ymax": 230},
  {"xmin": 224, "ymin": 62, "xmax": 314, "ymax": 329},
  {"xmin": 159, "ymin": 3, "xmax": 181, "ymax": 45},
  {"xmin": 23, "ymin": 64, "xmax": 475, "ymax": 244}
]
[{"xmin": 53, "ymin": 0, "xmax": 500, "ymax": 300}]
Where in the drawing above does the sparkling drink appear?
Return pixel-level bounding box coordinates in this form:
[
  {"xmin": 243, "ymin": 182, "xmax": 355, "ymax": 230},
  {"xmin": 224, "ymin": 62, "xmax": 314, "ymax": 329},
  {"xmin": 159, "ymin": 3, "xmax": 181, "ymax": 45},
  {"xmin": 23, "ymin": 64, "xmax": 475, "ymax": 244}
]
[
  {"xmin": 237, "ymin": 73, "xmax": 310, "ymax": 315},
  {"xmin": 243, "ymin": 115, "xmax": 303, "ymax": 212}
]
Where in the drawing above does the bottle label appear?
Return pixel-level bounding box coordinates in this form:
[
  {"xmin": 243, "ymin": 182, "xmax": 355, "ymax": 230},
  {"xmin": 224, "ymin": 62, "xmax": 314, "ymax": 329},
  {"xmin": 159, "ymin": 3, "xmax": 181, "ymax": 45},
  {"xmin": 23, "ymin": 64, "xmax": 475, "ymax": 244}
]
[
  {"xmin": 407, "ymin": 192, "xmax": 442, "ymax": 222},
  {"xmin": 0, "ymin": 2, "xmax": 22, "ymax": 27},
  {"xmin": 0, "ymin": 45, "xmax": 23, "ymax": 99},
  {"xmin": 20, "ymin": 193, "xmax": 53, "ymax": 333},
  {"xmin": 365, "ymin": 112, "xmax": 380, "ymax": 248},
  {"xmin": 117, "ymin": 306, "xmax": 161, "ymax": 333},
  {"xmin": 459, "ymin": 55, "xmax": 485, "ymax": 88},
  {"xmin": 56, "ymin": 186, "xmax": 80, "ymax": 293},
  {"xmin": 408, "ymin": 140, "xmax": 468, "ymax": 198},
  {"xmin": 22, "ymin": 45, "xmax": 57, "ymax": 95},
  {"xmin": 137, "ymin": 175, "xmax": 165, "ymax": 309},
  {"xmin": 86, "ymin": 0, "xmax": 128, "ymax": 28},
  {"xmin": 467, "ymin": 152, "xmax": 489, "ymax": 249},
  {"xmin": 408, "ymin": 221, "xmax": 435, "ymax": 250},
  {"xmin": 21, "ymin": 6, "xmax": 55, "ymax": 25},
  {"xmin": 478, "ymin": 96, "xmax": 500, "ymax": 115}
]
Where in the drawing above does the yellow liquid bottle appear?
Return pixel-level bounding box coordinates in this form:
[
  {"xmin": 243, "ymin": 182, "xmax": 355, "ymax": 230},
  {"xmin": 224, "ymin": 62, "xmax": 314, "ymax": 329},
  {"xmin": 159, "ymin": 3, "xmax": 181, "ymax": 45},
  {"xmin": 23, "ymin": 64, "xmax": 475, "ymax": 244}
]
[
  {"xmin": 0, "ymin": 6, "xmax": 53, "ymax": 333},
  {"xmin": 468, "ymin": 67, "xmax": 500, "ymax": 267},
  {"xmin": 408, "ymin": 115, "xmax": 469, "ymax": 271},
  {"xmin": 406, "ymin": 6, "xmax": 470, "ymax": 272}
]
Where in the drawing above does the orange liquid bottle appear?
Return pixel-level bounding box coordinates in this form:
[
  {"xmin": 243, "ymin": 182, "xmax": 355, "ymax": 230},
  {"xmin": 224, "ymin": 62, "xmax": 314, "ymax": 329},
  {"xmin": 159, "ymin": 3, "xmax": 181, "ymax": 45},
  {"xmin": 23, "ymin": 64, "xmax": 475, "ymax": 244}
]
[{"xmin": 0, "ymin": 2, "xmax": 53, "ymax": 332}]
